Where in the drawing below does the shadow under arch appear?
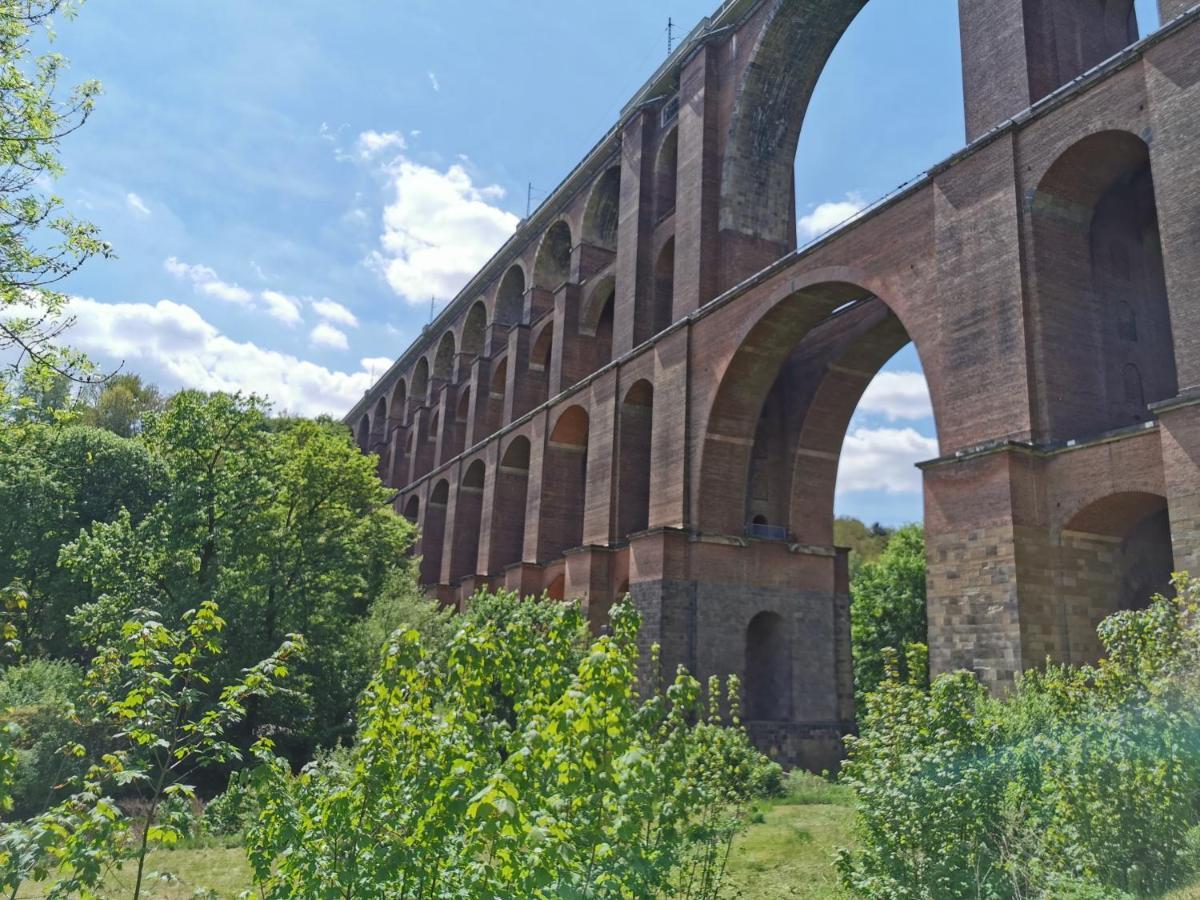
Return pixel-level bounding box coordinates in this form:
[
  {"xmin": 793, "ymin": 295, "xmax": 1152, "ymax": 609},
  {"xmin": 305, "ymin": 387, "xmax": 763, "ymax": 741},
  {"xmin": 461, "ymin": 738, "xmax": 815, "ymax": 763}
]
[{"xmin": 695, "ymin": 277, "xmax": 944, "ymax": 538}]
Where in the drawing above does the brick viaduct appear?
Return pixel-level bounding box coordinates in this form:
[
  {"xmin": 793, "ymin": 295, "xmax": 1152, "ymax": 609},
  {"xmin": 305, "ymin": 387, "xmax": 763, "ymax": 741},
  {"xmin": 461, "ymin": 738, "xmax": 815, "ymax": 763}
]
[{"xmin": 345, "ymin": 0, "xmax": 1200, "ymax": 767}]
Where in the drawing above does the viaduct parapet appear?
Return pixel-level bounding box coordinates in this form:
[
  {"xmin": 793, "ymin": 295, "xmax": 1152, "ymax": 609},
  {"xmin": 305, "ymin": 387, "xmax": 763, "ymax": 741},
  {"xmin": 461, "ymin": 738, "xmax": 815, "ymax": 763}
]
[{"xmin": 345, "ymin": 0, "xmax": 1200, "ymax": 768}]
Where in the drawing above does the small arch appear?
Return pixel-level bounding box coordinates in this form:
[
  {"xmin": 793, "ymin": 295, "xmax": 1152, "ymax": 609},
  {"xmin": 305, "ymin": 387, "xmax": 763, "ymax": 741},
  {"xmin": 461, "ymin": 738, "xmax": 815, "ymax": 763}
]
[
  {"xmin": 390, "ymin": 378, "xmax": 408, "ymax": 425},
  {"xmin": 617, "ymin": 380, "xmax": 654, "ymax": 537},
  {"xmin": 540, "ymin": 406, "xmax": 590, "ymax": 560},
  {"xmin": 456, "ymin": 387, "xmax": 472, "ymax": 423},
  {"xmin": 402, "ymin": 495, "xmax": 419, "ymax": 523},
  {"xmin": 491, "ymin": 435, "xmax": 532, "ymax": 573},
  {"xmin": 370, "ymin": 396, "xmax": 388, "ymax": 447},
  {"xmin": 752, "ymin": 514, "xmax": 768, "ymax": 526},
  {"xmin": 581, "ymin": 276, "xmax": 616, "ymax": 375},
  {"xmin": 531, "ymin": 322, "xmax": 554, "ymax": 405},
  {"xmin": 412, "ymin": 358, "xmax": 430, "ymax": 403},
  {"xmin": 462, "ymin": 301, "xmax": 488, "ymax": 358},
  {"xmin": 653, "ymin": 237, "xmax": 675, "ymax": 334},
  {"xmin": 655, "ymin": 127, "xmax": 678, "ymax": 220},
  {"xmin": 745, "ymin": 611, "xmax": 791, "ymax": 721},
  {"xmin": 450, "ymin": 460, "xmax": 487, "ymax": 581},
  {"xmin": 421, "ymin": 479, "xmax": 451, "ymax": 586},
  {"xmin": 433, "ymin": 331, "xmax": 456, "ymax": 381},
  {"xmin": 495, "ymin": 265, "xmax": 526, "ymax": 325},
  {"xmin": 534, "ymin": 220, "xmax": 573, "ymax": 290},
  {"xmin": 355, "ymin": 416, "xmax": 370, "ymax": 452},
  {"xmin": 582, "ymin": 166, "xmax": 621, "ymax": 250}
]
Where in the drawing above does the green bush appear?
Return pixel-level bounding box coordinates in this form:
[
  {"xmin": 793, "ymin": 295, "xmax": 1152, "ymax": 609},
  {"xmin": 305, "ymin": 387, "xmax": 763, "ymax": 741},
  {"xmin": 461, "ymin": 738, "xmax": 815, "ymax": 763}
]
[
  {"xmin": 0, "ymin": 659, "xmax": 98, "ymax": 819},
  {"xmin": 245, "ymin": 591, "xmax": 773, "ymax": 898},
  {"xmin": 836, "ymin": 575, "xmax": 1200, "ymax": 898}
]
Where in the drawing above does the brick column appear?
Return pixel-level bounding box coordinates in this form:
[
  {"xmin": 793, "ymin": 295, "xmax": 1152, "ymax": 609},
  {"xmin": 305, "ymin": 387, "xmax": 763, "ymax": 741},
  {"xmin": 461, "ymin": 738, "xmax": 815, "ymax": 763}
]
[
  {"xmin": 672, "ymin": 43, "xmax": 720, "ymax": 317},
  {"xmin": 614, "ymin": 109, "xmax": 657, "ymax": 355},
  {"xmin": 1157, "ymin": 397, "xmax": 1200, "ymax": 574},
  {"xmin": 582, "ymin": 377, "xmax": 618, "ymax": 547}
]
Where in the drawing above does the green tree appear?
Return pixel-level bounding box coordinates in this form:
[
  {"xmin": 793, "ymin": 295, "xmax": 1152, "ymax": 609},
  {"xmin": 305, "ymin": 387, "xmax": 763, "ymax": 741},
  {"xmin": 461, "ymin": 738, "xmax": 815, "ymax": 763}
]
[
  {"xmin": 59, "ymin": 391, "xmax": 414, "ymax": 760},
  {"xmin": 834, "ymin": 517, "xmax": 893, "ymax": 577},
  {"xmin": 0, "ymin": 0, "xmax": 109, "ymax": 383},
  {"xmin": 81, "ymin": 373, "xmax": 164, "ymax": 437},
  {"xmin": 849, "ymin": 523, "xmax": 926, "ymax": 706}
]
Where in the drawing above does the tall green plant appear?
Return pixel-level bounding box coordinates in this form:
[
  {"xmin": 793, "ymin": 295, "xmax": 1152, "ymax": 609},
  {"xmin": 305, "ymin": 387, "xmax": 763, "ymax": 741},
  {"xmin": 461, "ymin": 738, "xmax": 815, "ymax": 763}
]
[{"xmin": 246, "ymin": 592, "xmax": 774, "ymax": 898}]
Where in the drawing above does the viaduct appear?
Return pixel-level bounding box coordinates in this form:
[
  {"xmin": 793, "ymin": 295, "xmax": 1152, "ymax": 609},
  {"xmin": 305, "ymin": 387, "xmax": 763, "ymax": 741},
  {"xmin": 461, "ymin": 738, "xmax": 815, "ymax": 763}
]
[{"xmin": 346, "ymin": 0, "xmax": 1200, "ymax": 767}]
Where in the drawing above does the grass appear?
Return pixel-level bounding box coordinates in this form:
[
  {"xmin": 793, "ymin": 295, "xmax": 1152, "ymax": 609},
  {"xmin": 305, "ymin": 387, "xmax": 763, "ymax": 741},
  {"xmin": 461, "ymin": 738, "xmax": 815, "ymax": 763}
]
[{"xmin": 11, "ymin": 774, "xmax": 1200, "ymax": 898}]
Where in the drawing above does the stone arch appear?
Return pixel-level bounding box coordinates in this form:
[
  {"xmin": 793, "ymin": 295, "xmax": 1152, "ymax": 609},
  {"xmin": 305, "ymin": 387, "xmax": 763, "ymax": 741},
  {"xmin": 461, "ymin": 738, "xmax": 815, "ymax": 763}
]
[
  {"xmin": 369, "ymin": 396, "xmax": 388, "ymax": 449},
  {"xmin": 1055, "ymin": 491, "xmax": 1174, "ymax": 663},
  {"xmin": 462, "ymin": 300, "xmax": 488, "ymax": 358},
  {"xmin": 696, "ymin": 277, "xmax": 943, "ymax": 538},
  {"xmin": 745, "ymin": 611, "xmax": 792, "ymax": 721},
  {"xmin": 539, "ymin": 406, "xmax": 590, "ymax": 560},
  {"xmin": 495, "ymin": 265, "xmax": 526, "ymax": 325},
  {"xmin": 491, "ymin": 435, "xmax": 531, "ymax": 573},
  {"xmin": 487, "ymin": 356, "xmax": 509, "ymax": 435},
  {"xmin": 402, "ymin": 495, "xmax": 419, "ymax": 524},
  {"xmin": 421, "ymin": 479, "xmax": 450, "ymax": 586},
  {"xmin": 653, "ymin": 237, "xmax": 675, "ymax": 335},
  {"xmin": 582, "ymin": 166, "xmax": 621, "ymax": 251},
  {"xmin": 617, "ymin": 380, "xmax": 654, "ymax": 538},
  {"xmin": 655, "ymin": 126, "xmax": 678, "ymax": 220},
  {"xmin": 450, "ymin": 460, "xmax": 486, "ymax": 582},
  {"xmin": 534, "ymin": 220, "xmax": 573, "ymax": 290},
  {"xmin": 1029, "ymin": 130, "xmax": 1176, "ymax": 439},
  {"xmin": 355, "ymin": 416, "xmax": 370, "ymax": 452},
  {"xmin": 719, "ymin": 0, "xmax": 1140, "ymax": 264},
  {"xmin": 530, "ymin": 320, "xmax": 554, "ymax": 405},
  {"xmin": 433, "ymin": 331, "xmax": 457, "ymax": 381},
  {"xmin": 412, "ymin": 357, "xmax": 430, "ymax": 403},
  {"xmin": 581, "ymin": 275, "xmax": 615, "ymax": 374},
  {"xmin": 390, "ymin": 378, "xmax": 408, "ymax": 426}
]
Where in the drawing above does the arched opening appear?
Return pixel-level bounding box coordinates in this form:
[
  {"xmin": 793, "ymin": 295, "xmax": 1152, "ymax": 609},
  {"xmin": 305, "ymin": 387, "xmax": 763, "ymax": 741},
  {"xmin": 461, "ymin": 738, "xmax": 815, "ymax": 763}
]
[
  {"xmin": 539, "ymin": 406, "xmax": 589, "ymax": 560},
  {"xmin": 421, "ymin": 479, "xmax": 450, "ymax": 586},
  {"xmin": 370, "ymin": 396, "xmax": 389, "ymax": 479},
  {"xmin": 433, "ymin": 332, "xmax": 457, "ymax": 381},
  {"xmin": 581, "ymin": 276, "xmax": 615, "ymax": 375},
  {"xmin": 1057, "ymin": 492, "xmax": 1174, "ymax": 664},
  {"xmin": 390, "ymin": 379, "xmax": 408, "ymax": 427},
  {"xmin": 450, "ymin": 460, "xmax": 486, "ymax": 582},
  {"xmin": 534, "ymin": 220, "xmax": 573, "ymax": 291},
  {"xmin": 462, "ymin": 301, "xmax": 488, "ymax": 359},
  {"xmin": 495, "ymin": 265, "xmax": 526, "ymax": 326},
  {"xmin": 582, "ymin": 166, "xmax": 621, "ymax": 251},
  {"xmin": 655, "ymin": 127, "xmax": 677, "ymax": 221},
  {"xmin": 412, "ymin": 357, "xmax": 430, "ymax": 405},
  {"xmin": 487, "ymin": 357, "xmax": 509, "ymax": 434},
  {"xmin": 530, "ymin": 323, "xmax": 554, "ymax": 406},
  {"xmin": 355, "ymin": 416, "xmax": 370, "ymax": 452},
  {"xmin": 616, "ymin": 381, "xmax": 653, "ymax": 538},
  {"xmin": 491, "ymin": 436, "xmax": 531, "ymax": 573},
  {"xmin": 1030, "ymin": 131, "xmax": 1176, "ymax": 440},
  {"xmin": 456, "ymin": 387, "xmax": 471, "ymax": 424},
  {"xmin": 745, "ymin": 611, "xmax": 792, "ymax": 721},
  {"xmin": 402, "ymin": 495, "xmax": 419, "ymax": 524},
  {"xmin": 653, "ymin": 238, "xmax": 674, "ymax": 335}
]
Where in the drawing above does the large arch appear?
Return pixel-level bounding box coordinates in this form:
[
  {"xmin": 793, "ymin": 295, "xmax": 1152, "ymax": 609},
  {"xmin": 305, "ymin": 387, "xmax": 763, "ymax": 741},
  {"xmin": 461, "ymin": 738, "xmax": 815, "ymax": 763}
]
[
  {"xmin": 462, "ymin": 301, "xmax": 488, "ymax": 359},
  {"xmin": 539, "ymin": 406, "xmax": 589, "ymax": 560},
  {"xmin": 412, "ymin": 357, "xmax": 430, "ymax": 404},
  {"xmin": 491, "ymin": 436, "xmax": 531, "ymax": 573},
  {"xmin": 433, "ymin": 331, "xmax": 457, "ymax": 381},
  {"xmin": 581, "ymin": 276, "xmax": 615, "ymax": 376},
  {"xmin": 355, "ymin": 416, "xmax": 370, "ymax": 453},
  {"xmin": 1028, "ymin": 130, "xmax": 1177, "ymax": 441},
  {"xmin": 389, "ymin": 378, "xmax": 408, "ymax": 427},
  {"xmin": 450, "ymin": 460, "xmax": 486, "ymax": 582}
]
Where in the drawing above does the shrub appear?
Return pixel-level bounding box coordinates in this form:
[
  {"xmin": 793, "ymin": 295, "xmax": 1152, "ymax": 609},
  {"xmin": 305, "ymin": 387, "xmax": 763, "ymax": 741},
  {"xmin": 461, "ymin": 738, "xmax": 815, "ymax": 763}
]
[
  {"xmin": 245, "ymin": 591, "xmax": 772, "ymax": 898},
  {"xmin": 836, "ymin": 576, "xmax": 1200, "ymax": 898}
]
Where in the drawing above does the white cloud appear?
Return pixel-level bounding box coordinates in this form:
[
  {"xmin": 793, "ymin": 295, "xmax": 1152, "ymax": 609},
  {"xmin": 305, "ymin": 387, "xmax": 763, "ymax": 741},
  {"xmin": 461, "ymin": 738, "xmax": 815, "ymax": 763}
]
[
  {"xmin": 164, "ymin": 256, "xmax": 253, "ymax": 305},
  {"xmin": 798, "ymin": 193, "xmax": 867, "ymax": 242},
  {"xmin": 370, "ymin": 159, "xmax": 519, "ymax": 305},
  {"xmin": 836, "ymin": 427, "xmax": 938, "ymax": 495},
  {"xmin": 311, "ymin": 298, "xmax": 359, "ymax": 328},
  {"xmin": 310, "ymin": 322, "xmax": 349, "ymax": 350},
  {"xmin": 356, "ymin": 129, "xmax": 406, "ymax": 160},
  {"xmin": 856, "ymin": 372, "xmax": 932, "ymax": 422},
  {"xmin": 56, "ymin": 296, "xmax": 377, "ymax": 417},
  {"xmin": 126, "ymin": 192, "xmax": 151, "ymax": 217},
  {"xmin": 428, "ymin": 71, "xmax": 440, "ymax": 92},
  {"xmin": 259, "ymin": 290, "xmax": 303, "ymax": 326},
  {"xmin": 360, "ymin": 356, "xmax": 393, "ymax": 377}
]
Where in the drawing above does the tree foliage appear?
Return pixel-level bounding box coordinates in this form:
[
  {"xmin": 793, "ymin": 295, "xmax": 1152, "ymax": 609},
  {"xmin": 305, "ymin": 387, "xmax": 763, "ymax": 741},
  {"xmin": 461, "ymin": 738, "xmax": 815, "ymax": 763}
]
[
  {"xmin": 849, "ymin": 524, "xmax": 927, "ymax": 706},
  {"xmin": 245, "ymin": 592, "xmax": 777, "ymax": 899},
  {"xmin": 0, "ymin": 0, "xmax": 109, "ymax": 383},
  {"xmin": 837, "ymin": 575, "xmax": 1200, "ymax": 898}
]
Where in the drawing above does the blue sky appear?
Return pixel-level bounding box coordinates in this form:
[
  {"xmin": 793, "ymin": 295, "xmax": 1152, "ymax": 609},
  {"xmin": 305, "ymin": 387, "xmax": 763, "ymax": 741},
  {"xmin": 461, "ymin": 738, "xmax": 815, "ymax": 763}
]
[{"xmin": 42, "ymin": 0, "xmax": 1162, "ymax": 527}]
